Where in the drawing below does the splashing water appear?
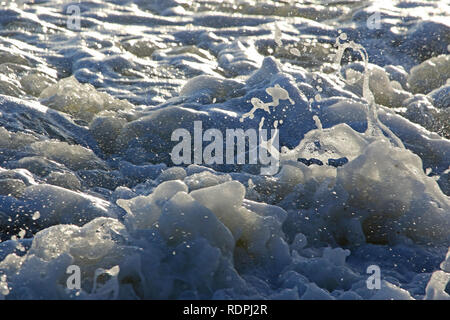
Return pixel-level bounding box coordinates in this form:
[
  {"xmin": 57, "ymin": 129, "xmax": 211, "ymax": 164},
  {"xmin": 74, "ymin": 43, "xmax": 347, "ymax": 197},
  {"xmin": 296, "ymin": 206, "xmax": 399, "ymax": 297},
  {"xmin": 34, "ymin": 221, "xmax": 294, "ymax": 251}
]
[
  {"xmin": 239, "ymin": 83, "xmax": 293, "ymax": 174},
  {"xmin": 313, "ymin": 115, "xmax": 323, "ymax": 131},
  {"xmin": 240, "ymin": 84, "xmax": 294, "ymax": 122},
  {"xmin": 334, "ymin": 33, "xmax": 405, "ymax": 149}
]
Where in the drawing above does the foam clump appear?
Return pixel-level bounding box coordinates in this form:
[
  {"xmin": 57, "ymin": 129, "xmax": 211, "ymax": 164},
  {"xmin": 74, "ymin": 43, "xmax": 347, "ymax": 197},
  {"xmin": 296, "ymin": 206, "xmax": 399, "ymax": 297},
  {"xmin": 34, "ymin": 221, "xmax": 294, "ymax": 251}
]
[
  {"xmin": 157, "ymin": 191, "xmax": 235, "ymax": 256},
  {"xmin": 117, "ymin": 180, "xmax": 188, "ymax": 229},
  {"xmin": 425, "ymin": 271, "xmax": 450, "ymax": 300},
  {"xmin": 27, "ymin": 140, "xmax": 106, "ymax": 171},
  {"xmin": 407, "ymin": 55, "xmax": 450, "ymax": 94},
  {"xmin": 369, "ymin": 281, "xmax": 414, "ymax": 300},
  {"xmin": 428, "ymin": 84, "xmax": 450, "ymax": 109},
  {"xmin": 0, "ymin": 167, "xmax": 447, "ymax": 299},
  {"xmin": 0, "ymin": 217, "xmax": 127, "ymax": 299},
  {"xmin": 284, "ymin": 123, "xmax": 370, "ymax": 164},
  {"xmin": 0, "ymin": 127, "xmax": 38, "ymax": 150},
  {"xmin": 89, "ymin": 115, "xmax": 127, "ymax": 154},
  {"xmin": 0, "ymin": 168, "xmax": 36, "ymax": 186},
  {"xmin": 184, "ymin": 171, "xmax": 231, "ymax": 191},
  {"xmin": 274, "ymin": 124, "xmax": 449, "ymax": 247},
  {"xmin": 280, "ymin": 246, "xmax": 358, "ymax": 296},
  {"xmin": 157, "ymin": 167, "xmax": 187, "ymax": 182},
  {"xmin": 423, "ymin": 248, "xmax": 450, "ymax": 300},
  {"xmin": 0, "ymin": 178, "xmax": 26, "ymax": 197},
  {"xmin": 333, "ymin": 140, "xmax": 450, "ymax": 244},
  {"xmin": 45, "ymin": 171, "xmax": 81, "ymax": 191},
  {"xmin": 39, "ymin": 76, "xmax": 133, "ymax": 122},
  {"xmin": 343, "ymin": 63, "xmax": 412, "ymax": 108},
  {"xmin": 20, "ymin": 71, "xmax": 55, "ymax": 97},
  {"xmin": 20, "ymin": 184, "xmax": 118, "ymax": 227},
  {"xmin": 118, "ymin": 179, "xmax": 289, "ymax": 265},
  {"xmin": 0, "ymin": 178, "xmax": 291, "ymax": 299},
  {"xmin": 441, "ymin": 248, "xmax": 450, "ymax": 272}
]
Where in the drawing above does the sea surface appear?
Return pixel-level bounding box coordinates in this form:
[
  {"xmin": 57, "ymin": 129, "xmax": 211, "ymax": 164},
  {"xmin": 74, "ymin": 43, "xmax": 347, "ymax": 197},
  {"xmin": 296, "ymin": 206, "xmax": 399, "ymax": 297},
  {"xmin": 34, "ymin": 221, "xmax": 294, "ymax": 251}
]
[{"xmin": 0, "ymin": 0, "xmax": 449, "ymax": 299}]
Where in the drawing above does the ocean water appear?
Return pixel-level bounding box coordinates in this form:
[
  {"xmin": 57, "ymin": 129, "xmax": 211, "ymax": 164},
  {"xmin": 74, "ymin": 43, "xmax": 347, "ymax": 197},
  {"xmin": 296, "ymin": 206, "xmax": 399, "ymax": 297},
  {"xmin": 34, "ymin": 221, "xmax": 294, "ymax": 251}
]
[{"xmin": 0, "ymin": 0, "xmax": 449, "ymax": 299}]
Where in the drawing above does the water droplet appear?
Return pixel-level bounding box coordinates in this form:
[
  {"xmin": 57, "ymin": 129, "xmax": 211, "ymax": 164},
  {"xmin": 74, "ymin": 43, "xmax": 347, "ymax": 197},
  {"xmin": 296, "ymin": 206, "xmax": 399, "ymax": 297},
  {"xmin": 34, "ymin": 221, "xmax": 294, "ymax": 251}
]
[{"xmin": 32, "ymin": 211, "xmax": 40, "ymax": 220}]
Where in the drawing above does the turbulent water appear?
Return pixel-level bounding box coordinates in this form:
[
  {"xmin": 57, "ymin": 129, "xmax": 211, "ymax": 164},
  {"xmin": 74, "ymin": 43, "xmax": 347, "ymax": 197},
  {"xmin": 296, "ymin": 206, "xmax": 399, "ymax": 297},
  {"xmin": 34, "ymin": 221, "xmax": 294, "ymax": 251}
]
[{"xmin": 0, "ymin": 0, "xmax": 449, "ymax": 299}]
